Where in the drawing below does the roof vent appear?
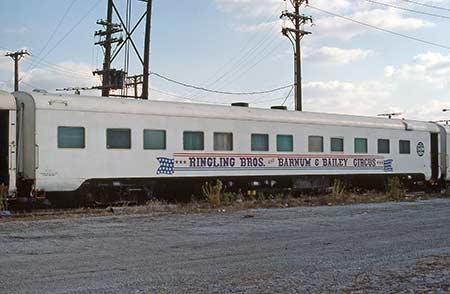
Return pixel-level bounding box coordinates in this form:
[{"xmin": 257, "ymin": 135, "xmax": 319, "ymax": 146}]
[
  {"xmin": 271, "ymin": 105, "xmax": 287, "ymax": 110},
  {"xmin": 231, "ymin": 102, "xmax": 249, "ymax": 107}
]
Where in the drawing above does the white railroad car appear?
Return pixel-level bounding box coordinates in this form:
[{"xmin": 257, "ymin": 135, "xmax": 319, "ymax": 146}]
[{"xmin": 0, "ymin": 90, "xmax": 448, "ymax": 206}]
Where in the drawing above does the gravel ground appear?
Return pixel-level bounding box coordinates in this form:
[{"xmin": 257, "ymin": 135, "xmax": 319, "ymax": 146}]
[{"xmin": 0, "ymin": 198, "xmax": 449, "ymax": 293}]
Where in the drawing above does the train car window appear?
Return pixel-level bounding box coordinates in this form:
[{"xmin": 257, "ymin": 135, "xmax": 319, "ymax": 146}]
[
  {"xmin": 214, "ymin": 132, "xmax": 233, "ymax": 151},
  {"xmin": 378, "ymin": 139, "xmax": 390, "ymax": 154},
  {"xmin": 106, "ymin": 128, "xmax": 131, "ymax": 149},
  {"xmin": 331, "ymin": 137, "xmax": 344, "ymax": 152},
  {"xmin": 58, "ymin": 127, "xmax": 85, "ymax": 149},
  {"xmin": 184, "ymin": 131, "xmax": 204, "ymax": 150},
  {"xmin": 354, "ymin": 138, "xmax": 368, "ymax": 153},
  {"xmin": 277, "ymin": 135, "xmax": 293, "ymax": 152},
  {"xmin": 308, "ymin": 136, "xmax": 323, "ymax": 153},
  {"xmin": 399, "ymin": 140, "xmax": 411, "ymax": 154},
  {"xmin": 251, "ymin": 134, "xmax": 269, "ymax": 151},
  {"xmin": 144, "ymin": 130, "xmax": 166, "ymax": 150}
]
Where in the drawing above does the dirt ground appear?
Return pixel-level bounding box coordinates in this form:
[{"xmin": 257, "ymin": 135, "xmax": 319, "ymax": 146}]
[{"xmin": 1, "ymin": 198, "xmax": 449, "ymax": 293}]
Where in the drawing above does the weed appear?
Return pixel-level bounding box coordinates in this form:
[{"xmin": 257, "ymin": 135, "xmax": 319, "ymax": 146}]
[
  {"xmin": 387, "ymin": 177, "xmax": 405, "ymax": 200},
  {"xmin": 202, "ymin": 179, "xmax": 224, "ymax": 208},
  {"xmin": 332, "ymin": 179, "xmax": 346, "ymax": 198}
]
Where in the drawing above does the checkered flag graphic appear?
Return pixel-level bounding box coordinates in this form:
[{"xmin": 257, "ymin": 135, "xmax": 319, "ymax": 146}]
[{"xmin": 157, "ymin": 157, "xmax": 175, "ymax": 175}]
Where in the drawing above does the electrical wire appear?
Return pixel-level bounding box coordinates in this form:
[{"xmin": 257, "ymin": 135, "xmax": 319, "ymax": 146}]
[
  {"xmin": 24, "ymin": 0, "xmax": 79, "ymax": 72},
  {"xmin": 398, "ymin": 0, "xmax": 450, "ymax": 12},
  {"xmin": 365, "ymin": 0, "xmax": 450, "ymax": 19},
  {"xmin": 281, "ymin": 86, "xmax": 294, "ymax": 106},
  {"xmin": 193, "ymin": 23, "xmax": 283, "ymax": 101},
  {"xmin": 150, "ymin": 88, "xmax": 229, "ymax": 105},
  {"xmin": 22, "ymin": 0, "xmax": 102, "ymax": 78},
  {"xmin": 150, "ymin": 71, "xmax": 293, "ymax": 95},
  {"xmin": 187, "ymin": 4, "xmax": 284, "ymax": 100},
  {"xmin": 307, "ymin": 5, "xmax": 450, "ymax": 50}
]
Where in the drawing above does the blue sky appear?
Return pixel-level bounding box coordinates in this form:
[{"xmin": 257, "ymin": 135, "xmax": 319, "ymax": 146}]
[{"xmin": 1, "ymin": 0, "xmax": 450, "ymax": 121}]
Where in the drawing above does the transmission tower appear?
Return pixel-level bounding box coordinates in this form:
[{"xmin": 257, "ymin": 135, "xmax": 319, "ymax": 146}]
[
  {"xmin": 281, "ymin": 0, "xmax": 313, "ymax": 111},
  {"xmin": 93, "ymin": 0, "xmax": 153, "ymax": 99}
]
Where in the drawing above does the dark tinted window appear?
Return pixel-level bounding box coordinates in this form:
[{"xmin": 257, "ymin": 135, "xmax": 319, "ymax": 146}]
[
  {"xmin": 107, "ymin": 129, "xmax": 131, "ymax": 149},
  {"xmin": 378, "ymin": 139, "xmax": 390, "ymax": 154},
  {"xmin": 58, "ymin": 127, "xmax": 85, "ymax": 149},
  {"xmin": 399, "ymin": 140, "xmax": 411, "ymax": 154}
]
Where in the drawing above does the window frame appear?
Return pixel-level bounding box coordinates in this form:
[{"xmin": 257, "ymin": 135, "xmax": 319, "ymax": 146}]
[
  {"xmin": 183, "ymin": 131, "xmax": 205, "ymax": 151},
  {"xmin": 57, "ymin": 126, "xmax": 86, "ymax": 149},
  {"xmin": 308, "ymin": 135, "xmax": 324, "ymax": 153},
  {"xmin": 213, "ymin": 132, "xmax": 233, "ymax": 151},
  {"xmin": 143, "ymin": 129, "xmax": 167, "ymax": 150},
  {"xmin": 354, "ymin": 138, "xmax": 368, "ymax": 154},
  {"xmin": 330, "ymin": 137, "xmax": 344, "ymax": 153},
  {"xmin": 277, "ymin": 134, "xmax": 294, "ymax": 152},
  {"xmin": 377, "ymin": 138, "xmax": 390, "ymax": 154},
  {"xmin": 399, "ymin": 140, "xmax": 411, "ymax": 154},
  {"xmin": 251, "ymin": 133, "xmax": 269, "ymax": 152},
  {"xmin": 106, "ymin": 128, "xmax": 132, "ymax": 150}
]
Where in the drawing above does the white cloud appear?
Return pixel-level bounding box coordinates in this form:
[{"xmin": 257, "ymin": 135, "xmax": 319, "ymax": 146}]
[
  {"xmin": 20, "ymin": 61, "xmax": 100, "ymax": 92},
  {"xmin": 304, "ymin": 46, "xmax": 373, "ymax": 64},
  {"xmin": 385, "ymin": 51, "xmax": 450, "ymax": 89},
  {"xmin": 311, "ymin": 8, "xmax": 434, "ymax": 40},
  {"xmin": 0, "ymin": 51, "xmax": 12, "ymax": 71},
  {"xmin": 406, "ymin": 99, "xmax": 450, "ymax": 121},
  {"xmin": 302, "ymin": 78, "xmax": 450, "ymax": 121},
  {"xmin": 303, "ymin": 80, "xmax": 393, "ymax": 116},
  {"xmin": 215, "ymin": 0, "xmax": 281, "ymax": 18}
]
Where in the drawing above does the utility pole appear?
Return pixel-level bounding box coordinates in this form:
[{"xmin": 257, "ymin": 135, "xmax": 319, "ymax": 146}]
[
  {"xmin": 5, "ymin": 49, "xmax": 29, "ymax": 92},
  {"xmin": 93, "ymin": 0, "xmax": 124, "ymax": 97},
  {"xmin": 93, "ymin": 0, "xmax": 153, "ymax": 99},
  {"xmin": 142, "ymin": 0, "xmax": 152, "ymax": 100},
  {"xmin": 281, "ymin": 0, "xmax": 312, "ymax": 111}
]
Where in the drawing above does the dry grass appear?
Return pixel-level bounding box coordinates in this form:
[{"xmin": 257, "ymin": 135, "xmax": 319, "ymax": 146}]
[
  {"xmin": 202, "ymin": 179, "xmax": 224, "ymax": 208},
  {"xmin": 386, "ymin": 177, "xmax": 406, "ymax": 200},
  {"xmin": 1, "ymin": 185, "xmax": 448, "ymax": 222}
]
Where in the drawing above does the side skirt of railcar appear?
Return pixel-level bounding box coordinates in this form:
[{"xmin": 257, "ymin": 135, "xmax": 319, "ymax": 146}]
[{"xmin": 41, "ymin": 173, "xmax": 427, "ymax": 207}]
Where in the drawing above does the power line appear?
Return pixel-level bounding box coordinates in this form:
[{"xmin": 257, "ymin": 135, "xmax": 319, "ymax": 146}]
[
  {"xmin": 365, "ymin": 0, "xmax": 450, "ymax": 20},
  {"xmin": 213, "ymin": 39, "xmax": 286, "ymax": 97},
  {"xmin": 307, "ymin": 5, "xmax": 450, "ymax": 50},
  {"xmin": 150, "ymin": 71, "xmax": 293, "ymax": 95},
  {"xmin": 398, "ymin": 0, "xmax": 450, "ymax": 12},
  {"xmin": 24, "ymin": 0, "xmax": 79, "ymax": 72},
  {"xmin": 188, "ymin": 8, "xmax": 284, "ymax": 100},
  {"xmin": 281, "ymin": 86, "xmax": 294, "ymax": 106},
  {"xmin": 194, "ymin": 25, "xmax": 284, "ymax": 101},
  {"xmin": 150, "ymin": 88, "xmax": 229, "ymax": 105},
  {"xmin": 185, "ymin": 3, "xmax": 285, "ymax": 99},
  {"xmin": 24, "ymin": 0, "xmax": 102, "ymax": 76}
]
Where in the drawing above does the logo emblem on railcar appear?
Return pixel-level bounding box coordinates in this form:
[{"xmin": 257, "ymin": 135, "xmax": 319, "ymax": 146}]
[{"xmin": 416, "ymin": 142, "xmax": 425, "ymax": 157}]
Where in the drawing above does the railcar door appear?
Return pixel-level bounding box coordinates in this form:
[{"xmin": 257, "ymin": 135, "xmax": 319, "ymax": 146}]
[
  {"xmin": 0, "ymin": 110, "xmax": 9, "ymax": 186},
  {"xmin": 431, "ymin": 133, "xmax": 439, "ymax": 180},
  {"xmin": 0, "ymin": 91, "xmax": 17, "ymax": 195}
]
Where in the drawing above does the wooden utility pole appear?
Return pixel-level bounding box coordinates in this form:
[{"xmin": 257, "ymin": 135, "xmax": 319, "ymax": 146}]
[
  {"xmin": 93, "ymin": 0, "xmax": 153, "ymax": 99},
  {"xmin": 281, "ymin": 0, "xmax": 312, "ymax": 111},
  {"xmin": 142, "ymin": 0, "xmax": 152, "ymax": 100},
  {"xmin": 103, "ymin": 0, "xmax": 113, "ymax": 97},
  {"xmin": 5, "ymin": 49, "xmax": 29, "ymax": 92},
  {"xmin": 93, "ymin": 0, "xmax": 124, "ymax": 97}
]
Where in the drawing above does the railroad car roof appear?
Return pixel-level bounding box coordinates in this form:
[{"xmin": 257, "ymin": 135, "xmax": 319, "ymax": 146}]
[{"xmin": 18, "ymin": 91, "xmax": 443, "ymax": 132}]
